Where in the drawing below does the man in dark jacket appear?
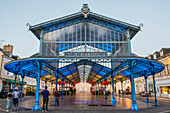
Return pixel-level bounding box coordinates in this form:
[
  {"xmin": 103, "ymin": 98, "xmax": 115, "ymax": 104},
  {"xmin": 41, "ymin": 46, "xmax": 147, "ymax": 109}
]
[{"xmin": 42, "ymin": 86, "xmax": 49, "ymax": 112}]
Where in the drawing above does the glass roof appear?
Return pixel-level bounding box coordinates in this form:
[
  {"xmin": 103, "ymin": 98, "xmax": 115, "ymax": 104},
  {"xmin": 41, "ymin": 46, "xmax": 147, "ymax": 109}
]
[{"xmin": 29, "ymin": 10, "xmax": 140, "ymax": 40}]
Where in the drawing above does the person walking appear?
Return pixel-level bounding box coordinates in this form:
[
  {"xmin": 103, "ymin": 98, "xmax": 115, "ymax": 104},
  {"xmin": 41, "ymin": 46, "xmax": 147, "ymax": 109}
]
[
  {"xmin": 42, "ymin": 86, "xmax": 49, "ymax": 112},
  {"xmin": 54, "ymin": 90, "xmax": 60, "ymax": 106},
  {"xmin": 118, "ymin": 89, "xmax": 121, "ymax": 96},
  {"xmin": 13, "ymin": 87, "xmax": 20, "ymax": 111},
  {"xmin": 6, "ymin": 89, "xmax": 13, "ymax": 112}
]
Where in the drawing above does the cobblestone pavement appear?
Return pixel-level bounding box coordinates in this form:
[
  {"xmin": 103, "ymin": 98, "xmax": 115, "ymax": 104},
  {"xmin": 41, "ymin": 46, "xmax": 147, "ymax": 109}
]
[{"xmin": 0, "ymin": 93, "xmax": 169, "ymax": 113}]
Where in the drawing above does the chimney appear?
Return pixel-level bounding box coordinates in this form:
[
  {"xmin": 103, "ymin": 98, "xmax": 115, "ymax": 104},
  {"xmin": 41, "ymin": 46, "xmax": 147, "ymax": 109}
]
[{"xmin": 3, "ymin": 44, "xmax": 13, "ymax": 55}]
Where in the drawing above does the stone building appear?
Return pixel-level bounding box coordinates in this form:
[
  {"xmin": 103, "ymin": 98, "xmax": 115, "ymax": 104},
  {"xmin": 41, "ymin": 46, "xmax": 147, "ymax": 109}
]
[{"xmin": 135, "ymin": 48, "xmax": 170, "ymax": 98}]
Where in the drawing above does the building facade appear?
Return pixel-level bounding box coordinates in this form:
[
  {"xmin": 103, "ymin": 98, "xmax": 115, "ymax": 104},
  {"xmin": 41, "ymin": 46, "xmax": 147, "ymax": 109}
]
[
  {"xmin": 0, "ymin": 44, "xmax": 22, "ymax": 92},
  {"xmin": 0, "ymin": 45, "xmax": 53, "ymax": 95},
  {"xmin": 133, "ymin": 48, "xmax": 170, "ymax": 98}
]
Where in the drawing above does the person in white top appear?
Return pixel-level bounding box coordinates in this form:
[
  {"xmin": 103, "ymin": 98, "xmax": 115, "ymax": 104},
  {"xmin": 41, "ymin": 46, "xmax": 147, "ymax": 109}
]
[{"xmin": 13, "ymin": 87, "xmax": 20, "ymax": 111}]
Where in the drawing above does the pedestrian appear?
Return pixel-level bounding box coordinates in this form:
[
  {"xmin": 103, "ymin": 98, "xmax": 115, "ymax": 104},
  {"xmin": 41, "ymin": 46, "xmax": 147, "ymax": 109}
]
[
  {"xmin": 32, "ymin": 89, "xmax": 35, "ymax": 96},
  {"xmin": 6, "ymin": 89, "xmax": 13, "ymax": 112},
  {"xmin": 118, "ymin": 89, "xmax": 121, "ymax": 96},
  {"xmin": 54, "ymin": 90, "xmax": 60, "ymax": 106},
  {"xmin": 42, "ymin": 86, "xmax": 49, "ymax": 112},
  {"xmin": 13, "ymin": 87, "xmax": 20, "ymax": 111}
]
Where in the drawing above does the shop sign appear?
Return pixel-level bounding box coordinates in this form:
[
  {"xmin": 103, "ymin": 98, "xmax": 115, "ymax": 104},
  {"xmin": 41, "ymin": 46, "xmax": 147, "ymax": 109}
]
[{"xmin": 64, "ymin": 52, "xmax": 107, "ymax": 57}]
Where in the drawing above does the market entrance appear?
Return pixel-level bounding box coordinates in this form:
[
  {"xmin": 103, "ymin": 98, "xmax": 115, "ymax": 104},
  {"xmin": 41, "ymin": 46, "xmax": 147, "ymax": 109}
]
[{"xmin": 4, "ymin": 4, "xmax": 164, "ymax": 111}]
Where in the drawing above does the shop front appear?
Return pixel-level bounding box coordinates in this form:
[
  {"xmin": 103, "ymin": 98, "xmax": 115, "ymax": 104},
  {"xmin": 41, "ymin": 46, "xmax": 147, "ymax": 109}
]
[
  {"xmin": 2, "ymin": 78, "xmax": 26, "ymax": 92},
  {"xmin": 156, "ymin": 78, "xmax": 170, "ymax": 98},
  {"xmin": 24, "ymin": 84, "xmax": 36, "ymax": 96}
]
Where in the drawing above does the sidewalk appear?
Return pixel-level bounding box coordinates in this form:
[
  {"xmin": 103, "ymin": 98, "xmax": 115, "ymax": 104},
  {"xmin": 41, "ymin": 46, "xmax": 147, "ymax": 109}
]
[{"xmin": 0, "ymin": 94, "xmax": 170, "ymax": 113}]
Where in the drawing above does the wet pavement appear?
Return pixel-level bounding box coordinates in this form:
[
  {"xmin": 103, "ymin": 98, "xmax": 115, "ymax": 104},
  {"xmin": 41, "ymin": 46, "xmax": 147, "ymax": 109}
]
[
  {"xmin": 0, "ymin": 93, "xmax": 170, "ymax": 113},
  {"xmin": 20, "ymin": 92, "xmax": 153, "ymax": 110}
]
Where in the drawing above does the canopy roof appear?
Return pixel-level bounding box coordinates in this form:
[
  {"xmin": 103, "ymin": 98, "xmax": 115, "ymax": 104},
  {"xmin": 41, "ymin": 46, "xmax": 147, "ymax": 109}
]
[
  {"xmin": 29, "ymin": 4, "xmax": 140, "ymax": 40},
  {"xmin": 4, "ymin": 56, "xmax": 164, "ymax": 85}
]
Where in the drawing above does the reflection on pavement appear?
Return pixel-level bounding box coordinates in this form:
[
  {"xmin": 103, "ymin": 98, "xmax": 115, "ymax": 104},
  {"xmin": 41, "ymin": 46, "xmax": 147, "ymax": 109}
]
[{"xmin": 20, "ymin": 92, "xmax": 153, "ymax": 110}]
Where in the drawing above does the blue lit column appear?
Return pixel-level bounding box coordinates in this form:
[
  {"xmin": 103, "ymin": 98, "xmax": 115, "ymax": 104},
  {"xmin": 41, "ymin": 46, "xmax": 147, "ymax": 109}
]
[
  {"xmin": 111, "ymin": 73, "xmax": 116, "ymax": 103},
  {"xmin": 130, "ymin": 61, "xmax": 138, "ymax": 111},
  {"xmin": 144, "ymin": 75, "xmax": 149, "ymax": 103},
  {"xmin": 33, "ymin": 61, "xmax": 42, "ymax": 110},
  {"xmin": 104, "ymin": 77, "xmax": 107, "ymax": 99},
  {"xmin": 61, "ymin": 76, "xmax": 64, "ymax": 99},
  {"xmin": 20, "ymin": 75, "xmax": 25, "ymax": 102},
  {"xmin": 152, "ymin": 72, "xmax": 158, "ymax": 106},
  {"xmin": 13, "ymin": 73, "xmax": 17, "ymax": 92}
]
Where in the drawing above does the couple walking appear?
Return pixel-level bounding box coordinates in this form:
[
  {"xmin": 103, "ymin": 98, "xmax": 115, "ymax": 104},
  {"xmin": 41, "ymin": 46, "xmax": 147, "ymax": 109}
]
[{"xmin": 6, "ymin": 87, "xmax": 20, "ymax": 112}]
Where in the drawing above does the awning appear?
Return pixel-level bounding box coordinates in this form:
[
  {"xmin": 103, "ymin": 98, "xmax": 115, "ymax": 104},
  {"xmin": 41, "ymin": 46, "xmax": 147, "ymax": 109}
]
[{"xmin": 2, "ymin": 78, "xmax": 26, "ymax": 85}]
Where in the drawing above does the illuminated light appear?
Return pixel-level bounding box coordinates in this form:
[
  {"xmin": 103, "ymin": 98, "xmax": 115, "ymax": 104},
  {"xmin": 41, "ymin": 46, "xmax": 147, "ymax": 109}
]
[
  {"xmin": 126, "ymin": 83, "xmax": 130, "ymax": 87},
  {"xmin": 164, "ymin": 92, "xmax": 168, "ymax": 94}
]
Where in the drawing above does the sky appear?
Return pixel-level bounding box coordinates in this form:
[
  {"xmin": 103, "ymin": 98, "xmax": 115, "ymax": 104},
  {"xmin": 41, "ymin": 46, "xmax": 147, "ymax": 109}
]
[{"xmin": 0, "ymin": 0, "xmax": 170, "ymax": 58}]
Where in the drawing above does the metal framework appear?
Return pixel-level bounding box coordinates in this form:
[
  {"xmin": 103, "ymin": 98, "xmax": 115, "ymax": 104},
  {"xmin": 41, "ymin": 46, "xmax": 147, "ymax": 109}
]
[{"xmin": 5, "ymin": 4, "xmax": 164, "ymax": 111}]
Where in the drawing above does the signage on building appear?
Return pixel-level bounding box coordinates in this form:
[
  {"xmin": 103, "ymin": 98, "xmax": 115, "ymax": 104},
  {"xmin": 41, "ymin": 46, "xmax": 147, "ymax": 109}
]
[{"xmin": 64, "ymin": 52, "xmax": 107, "ymax": 57}]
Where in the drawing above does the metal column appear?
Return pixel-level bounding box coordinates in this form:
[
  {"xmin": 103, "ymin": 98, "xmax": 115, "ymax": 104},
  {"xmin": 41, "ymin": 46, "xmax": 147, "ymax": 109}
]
[
  {"xmin": 33, "ymin": 61, "xmax": 42, "ymax": 110},
  {"xmin": 39, "ymin": 29, "xmax": 44, "ymax": 56},
  {"xmin": 144, "ymin": 75, "xmax": 149, "ymax": 103},
  {"xmin": 152, "ymin": 73, "xmax": 158, "ymax": 106},
  {"xmin": 20, "ymin": 76, "xmax": 24, "ymax": 102},
  {"xmin": 104, "ymin": 77, "xmax": 107, "ymax": 99},
  {"xmin": 13, "ymin": 74, "xmax": 17, "ymax": 93},
  {"xmin": 111, "ymin": 73, "xmax": 116, "ymax": 103},
  {"xmin": 130, "ymin": 61, "xmax": 138, "ymax": 111},
  {"xmin": 126, "ymin": 29, "xmax": 131, "ymax": 56}
]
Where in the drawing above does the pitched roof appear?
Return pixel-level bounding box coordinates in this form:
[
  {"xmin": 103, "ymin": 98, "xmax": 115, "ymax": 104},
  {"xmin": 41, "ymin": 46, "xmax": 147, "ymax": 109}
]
[{"xmin": 29, "ymin": 5, "xmax": 140, "ymax": 40}]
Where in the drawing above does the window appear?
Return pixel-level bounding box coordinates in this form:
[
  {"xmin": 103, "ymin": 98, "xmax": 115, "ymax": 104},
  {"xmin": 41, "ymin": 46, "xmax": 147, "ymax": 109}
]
[
  {"xmin": 6, "ymin": 71, "xmax": 9, "ymax": 75},
  {"xmin": 160, "ymin": 86, "xmax": 170, "ymax": 94}
]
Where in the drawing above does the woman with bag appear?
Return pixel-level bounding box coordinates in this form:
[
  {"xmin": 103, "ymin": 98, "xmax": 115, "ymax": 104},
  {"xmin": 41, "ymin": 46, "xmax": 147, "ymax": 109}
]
[{"xmin": 6, "ymin": 89, "xmax": 13, "ymax": 112}]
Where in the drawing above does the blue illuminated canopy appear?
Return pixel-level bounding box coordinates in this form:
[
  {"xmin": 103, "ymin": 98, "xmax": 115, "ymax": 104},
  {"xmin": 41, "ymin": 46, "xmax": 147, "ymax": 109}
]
[{"xmin": 4, "ymin": 56, "xmax": 165, "ymax": 85}]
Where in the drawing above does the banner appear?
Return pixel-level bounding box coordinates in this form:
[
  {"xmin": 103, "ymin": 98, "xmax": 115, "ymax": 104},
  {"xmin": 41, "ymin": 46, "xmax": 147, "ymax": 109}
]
[{"xmin": 64, "ymin": 52, "xmax": 107, "ymax": 57}]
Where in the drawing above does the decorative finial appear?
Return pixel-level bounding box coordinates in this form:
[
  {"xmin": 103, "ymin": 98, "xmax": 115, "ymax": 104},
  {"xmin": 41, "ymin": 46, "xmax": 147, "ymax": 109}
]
[
  {"xmin": 26, "ymin": 23, "xmax": 31, "ymax": 31},
  {"xmin": 139, "ymin": 23, "xmax": 144, "ymax": 31},
  {"xmin": 81, "ymin": 4, "xmax": 90, "ymax": 18}
]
